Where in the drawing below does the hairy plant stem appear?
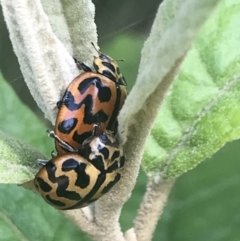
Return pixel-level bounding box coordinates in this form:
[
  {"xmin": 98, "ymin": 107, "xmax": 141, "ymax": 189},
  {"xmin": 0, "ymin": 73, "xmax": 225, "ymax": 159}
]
[
  {"xmin": 134, "ymin": 179, "xmax": 175, "ymax": 241},
  {"xmin": 3, "ymin": 0, "xmax": 222, "ymax": 240}
]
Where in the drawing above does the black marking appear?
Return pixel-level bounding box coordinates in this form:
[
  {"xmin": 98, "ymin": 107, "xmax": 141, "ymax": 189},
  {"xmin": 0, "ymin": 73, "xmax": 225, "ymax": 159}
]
[
  {"xmin": 107, "ymin": 161, "xmax": 121, "ymax": 173},
  {"xmin": 60, "ymin": 91, "xmax": 75, "ymax": 108},
  {"xmin": 66, "ymin": 171, "xmax": 107, "ymax": 210},
  {"xmin": 62, "ymin": 158, "xmax": 79, "ymax": 171},
  {"xmin": 101, "ymin": 173, "xmax": 121, "ymax": 194},
  {"xmin": 111, "ymin": 151, "xmax": 120, "ymax": 162},
  {"xmin": 102, "ymin": 62, "xmax": 115, "ymax": 73},
  {"xmin": 58, "ymin": 118, "xmax": 78, "ymax": 134},
  {"xmin": 90, "ymin": 156, "xmax": 105, "ymax": 172},
  {"xmin": 99, "ymin": 147, "xmax": 109, "ymax": 160},
  {"xmin": 74, "ymin": 162, "xmax": 90, "ymax": 189},
  {"xmin": 45, "ymin": 161, "xmax": 81, "ymax": 201},
  {"xmin": 61, "ymin": 93, "xmax": 109, "ymax": 125},
  {"xmin": 76, "ymin": 60, "xmax": 92, "ymax": 72},
  {"xmin": 83, "ymin": 95, "xmax": 109, "ymax": 124},
  {"xmin": 36, "ymin": 177, "xmax": 52, "ymax": 192},
  {"xmin": 120, "ymin": 156, "xmax": 125, "ymax": 168},
  {"xmin": 81, "ymin": 142, "xmax": 92, "ymax": 159},
  {"xmin": 73, "ymin": 130, "xmax": 93, "ymax": 146},
  {"xmin": 102, "ymin": 70, "xmax": 116, "ymax": 82},
  {"xmin": 62, "ymin": 158, "xmax": 90, "ymax": 189},
  {"xmin": 45, "ymin": 195, "xmax": 66, "ymax": 207},
  {"xmin": 107, "ymin": 84, "xmax": 122, "ymax": 132},
  {"xmin": 56, "ymin": 175, "xmax": 81, "ymax": 201},
  {"xmin": 78, "ymin": 77, "xmax": 111, "ymax": 102}
]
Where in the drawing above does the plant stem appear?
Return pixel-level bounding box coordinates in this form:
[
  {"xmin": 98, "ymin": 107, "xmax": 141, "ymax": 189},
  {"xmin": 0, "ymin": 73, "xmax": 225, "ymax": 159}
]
[{"xmin": 134, "ymin": 178, "xmax": 175, "ymax": 241}]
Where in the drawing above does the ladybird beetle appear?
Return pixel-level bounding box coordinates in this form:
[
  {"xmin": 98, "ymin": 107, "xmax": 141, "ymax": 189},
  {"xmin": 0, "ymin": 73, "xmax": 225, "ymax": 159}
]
[
  {"xmin": 55, "ymin": 43, "xmax": 127, "ymax": 154},
  {"xmin": 34, "ymin": 128, "xmax": 125, "ymax": 210}
]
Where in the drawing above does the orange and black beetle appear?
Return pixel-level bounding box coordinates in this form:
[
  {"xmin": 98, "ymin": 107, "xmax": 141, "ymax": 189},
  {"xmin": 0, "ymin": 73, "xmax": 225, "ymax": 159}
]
[
  {"xmin": 34, "ymin": 128, "xmax": 125, "ymax": 210},
  {"xmin": 55, "ymin": 45, "xmax": 127, "ymax": 154}
]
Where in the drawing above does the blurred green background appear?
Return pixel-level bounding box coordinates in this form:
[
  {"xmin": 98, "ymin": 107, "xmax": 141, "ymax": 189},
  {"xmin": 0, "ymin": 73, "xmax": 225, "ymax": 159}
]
[{"xmin": 0, "ymin": 1, "xmax": 240, "ymax": 240}]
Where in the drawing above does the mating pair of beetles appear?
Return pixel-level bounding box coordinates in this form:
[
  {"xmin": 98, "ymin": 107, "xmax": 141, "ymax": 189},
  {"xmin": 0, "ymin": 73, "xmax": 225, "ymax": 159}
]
[{"xmin": 34, "ymin": 43, "xmax": 127, "ymax": 210}]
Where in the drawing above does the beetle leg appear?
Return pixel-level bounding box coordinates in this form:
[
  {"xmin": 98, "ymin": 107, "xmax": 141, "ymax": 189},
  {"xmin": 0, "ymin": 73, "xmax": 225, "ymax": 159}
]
[
  {"xmin": 46, "ymin": 130, "xmax": 78, "ymax": 153},
  {"xmin": 73, "ymin": 57, "xmax": 93, "ymax": 72},
  {"xmin": 82, "ymin": 124, "xmax": 100, "ymax": 147},
  {"xmin": 51, "ymin": 150, "xmax": 57, "ymax": 158}
]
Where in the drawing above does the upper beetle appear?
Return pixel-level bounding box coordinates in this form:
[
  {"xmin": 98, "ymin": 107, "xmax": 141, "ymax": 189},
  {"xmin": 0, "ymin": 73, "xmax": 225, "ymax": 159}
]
[{"xmin": 55, "ymin": 43, "xmax": 127, "ymax": 154}]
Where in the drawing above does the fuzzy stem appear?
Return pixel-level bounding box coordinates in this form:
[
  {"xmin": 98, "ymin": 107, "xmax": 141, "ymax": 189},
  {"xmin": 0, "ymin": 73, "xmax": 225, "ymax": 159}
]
[
  {"xmin": 92, "ymin": 56, "xmax": 185, "ymax": 241},
  {"xmin": 133, "ymin": 179, "xmax": 175, "ymax": 241},
  {"xmin": 63, "ymin": 208, "xmax": 125, "ymax": 241}
]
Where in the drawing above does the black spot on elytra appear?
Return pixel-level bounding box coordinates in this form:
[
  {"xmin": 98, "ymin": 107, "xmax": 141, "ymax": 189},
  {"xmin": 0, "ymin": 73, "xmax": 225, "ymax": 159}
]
[
  {"xmin": 46, "ymin": 195, "xmax": 66, "ymax": 207},
  {"xmin": 82, "ymin": 95, "xmax": 109, "ymax": 124},
  {"xmin": 99, "ymin": 147, "xmax": 109, "ymax": 160},
  {"xmin": 82, "ymin": 141, "xmax": 92, "ymax": 158},
  {"xmin": 78, "ymin": 77, "xmax": 111, "ymax": 102},
  {"xmin": 66, "ymin": 171, "xmax": 107, "ymax": 210},
  {"xmin": 61, "ymin": 94, "xmax": 109, "ymax": 127},
  {"xmin": 74, "ymin": 162, "xmax": 90, "ymax": 189},
  {"xmin": 57, "ymin": 118, "xmax": 78, "ymax": 134},
  {"xmin": 62, "ymin": 158, "xmax": 79, "ymax": 171},
  {"xmin": 90, "ymin": 156, "xmax": 105, "ymax": 172},
  {"xmin": 60, "ymin": 91, "xmax": 75, "ymax": 109},
  {"xmin": 102, "ymin": 62, "xmax": 115, "ymax": 73},
  {"xmin": 101, "ymin": 173, "xmax": 121, "ymax": 194},
  {"xmin": 107, "ymin": 160, "xmax": 121, "ymax": 173},
  {"xmin": 36, "ymin": 177, "xmax": 52, "ymax": 192},
  {"xmin": 44, "ymin": 160, "xmax": 81, "ymax": 201},
  {"xmin": 102, "ymin": 70, "xmax": 116, "ymax": 82},
  {"xmin": 69, "ymin": 95, "xmax": 109, "ymax": 144},
  {"xmin": 72, "ymin": 130, "xmax": 93, "ymax": 146},
  {"xmin": 111, "ymin": 150, "xmax": 120, "ymax": 162},
  {"xmin": 56, "ymin": 175, "xmax": 81, "ymax": 200},
  {"xmin": 120, "ymin": 156, "xmax": 125, "ymax": 168}
]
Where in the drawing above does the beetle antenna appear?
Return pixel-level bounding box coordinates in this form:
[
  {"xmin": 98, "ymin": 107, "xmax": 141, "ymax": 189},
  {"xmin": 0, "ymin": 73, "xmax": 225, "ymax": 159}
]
[
  {"xmin": 115, "ymin": 59, "xmax": 125, "ymax": 62},
  {"xmin": 91, "ymin": 42, "xmax": 101, "ymax": 55}
]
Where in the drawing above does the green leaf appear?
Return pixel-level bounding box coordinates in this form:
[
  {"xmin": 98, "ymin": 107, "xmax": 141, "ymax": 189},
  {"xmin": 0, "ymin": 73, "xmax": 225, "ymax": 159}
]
[
  {"xmin": 153, "ymin": 140, "xmax": 240, "ymax": 241},
  {"xmin": 0, "ymin": 184, "xmax": 90, "ymax": 241},
  {"xmin": 0, "ymin": 72, "xmax": 54, "ymax": 184},
  {"xmin": 0, "ymin": 73, "xmax": 90, "ymax": 240},
  {"xmin": 102, "ymin": 34, "xmax": 144, "ymax": 91},
  {"xmin": 0, "ymin": 72, "xmax": 53, "ymax": 155},
  {"xmin": 143, "ymin": 0, "xmax": 240, "ymax": 178},
  {"xmin": 0, "ymin": 130, "xmax": 46, "ymax": 183}
]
